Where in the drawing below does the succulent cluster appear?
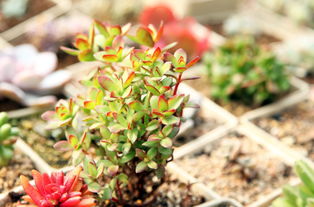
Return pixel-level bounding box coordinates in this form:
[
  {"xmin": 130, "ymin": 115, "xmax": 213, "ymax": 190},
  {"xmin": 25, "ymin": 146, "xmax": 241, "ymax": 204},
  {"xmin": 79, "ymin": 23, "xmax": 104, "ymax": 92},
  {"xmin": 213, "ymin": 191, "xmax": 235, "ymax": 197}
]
[
  {"xmin": 44, "ymin": 21, "xmax": 198, "ymax": 204},
  {"xmin": 1, "ymin": 0, "xmax": 28, "ymax": 18},
  {"xmin": 0, "ymin": 44, "xmax": 71, "ymax": 108},
  {"xmin": 276, "ymin": 37, "xmax": 314, "ymax": 75},
  {"xmin": 0, "ymin": 112, "xmax": 18, "ymax": 166},
  {"xmin": 20, "ymin": 167, "xmax": 96, "ymax": 207},
  {"xmin": 139, "ymin": 4, "xmax": 210, "ymax": 59},
  {"xmin": 203, "ymin": 37, "xmax": 290, "ymax": 106},
  {"xmin": 272, "ymin": 160, "xmax": 314, "ymax": 207}
]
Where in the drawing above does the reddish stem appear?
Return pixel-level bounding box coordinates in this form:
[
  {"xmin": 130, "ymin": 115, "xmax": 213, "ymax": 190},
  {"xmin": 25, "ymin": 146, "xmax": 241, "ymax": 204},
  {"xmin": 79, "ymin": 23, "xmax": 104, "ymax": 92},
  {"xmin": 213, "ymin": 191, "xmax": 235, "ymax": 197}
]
[{"xmin": 173, "ymin": 73, "xmax": 182, "ymax": 95}]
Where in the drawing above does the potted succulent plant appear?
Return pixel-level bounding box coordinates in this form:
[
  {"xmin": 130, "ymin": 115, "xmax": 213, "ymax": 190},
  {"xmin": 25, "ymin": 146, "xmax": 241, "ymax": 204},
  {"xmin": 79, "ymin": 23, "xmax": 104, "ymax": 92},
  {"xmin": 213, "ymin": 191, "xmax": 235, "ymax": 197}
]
[
  {"xmin": 0, "ymin": 44, "xmax": 71, "ymax": 111},
  {"xmin": 37, "ymin": 21, "xmax": 210, "ymax": 206}
]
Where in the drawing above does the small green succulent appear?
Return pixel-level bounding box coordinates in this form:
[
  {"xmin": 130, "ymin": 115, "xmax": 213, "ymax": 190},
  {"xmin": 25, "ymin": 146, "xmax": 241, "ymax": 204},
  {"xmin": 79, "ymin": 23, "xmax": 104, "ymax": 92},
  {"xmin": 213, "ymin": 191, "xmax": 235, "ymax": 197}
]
[
  {"xmin": 203, "ymin": 36, "xmax": 290, "ymax": 106},
  {"xmin": 0, "ymin": 112, "xmax": 18, "ymax": 166},
  {"xmin": 272, "ymin": 160, "xmax": 314, "ymax": 207}
]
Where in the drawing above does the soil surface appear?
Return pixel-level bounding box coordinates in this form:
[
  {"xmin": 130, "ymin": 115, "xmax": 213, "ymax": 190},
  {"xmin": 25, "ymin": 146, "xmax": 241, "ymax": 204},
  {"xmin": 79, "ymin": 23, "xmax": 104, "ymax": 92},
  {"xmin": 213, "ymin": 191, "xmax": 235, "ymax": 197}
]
[
  {"xmin": 0, "ymin": 149, "xmax": 34, "ymax": 193},
  {"xmin": 175, "ymin": 133, "xmax": 294, "ymax": 205},
  {"xmin": 0, "ymin": 0, "xmax": 55, "ymax": 32},
  {"xmin": 11, "ymin": 115, "xmax": 70, "ymax": 169},
  {"xmin": 186, "ymin": 77, "xmax": 254, "ymax": 116},
  {"xmin": 174, "ymin": 109, "xmax": 220, "ymax": 147},
  {"xmin": 0, "ymin": 98, "xmax": 24, "ymax": 112},
  {"xmin": 254, "ymin": 100, "xmax": 314, "ymax": 159}
]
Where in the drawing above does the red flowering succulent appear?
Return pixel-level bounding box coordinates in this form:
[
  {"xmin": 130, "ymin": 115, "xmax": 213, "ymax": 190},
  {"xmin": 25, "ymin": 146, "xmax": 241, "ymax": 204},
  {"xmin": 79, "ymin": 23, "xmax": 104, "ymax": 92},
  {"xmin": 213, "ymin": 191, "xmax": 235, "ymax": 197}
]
[
  {"xmin": 20, "ymin": 167, "xmax": 96, "ymax": 207},
  {"xmin": 139, "ymin": 4, "xmax": 210, "ymax": 58}
]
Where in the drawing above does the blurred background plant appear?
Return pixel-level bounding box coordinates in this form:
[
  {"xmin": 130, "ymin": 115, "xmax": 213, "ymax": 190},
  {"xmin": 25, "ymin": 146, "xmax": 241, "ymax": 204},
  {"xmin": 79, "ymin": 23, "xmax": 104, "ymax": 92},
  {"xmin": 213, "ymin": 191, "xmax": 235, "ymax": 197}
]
[
  {"xmin": 0, "ymin": 112, "xmax": 18, "ymax": 167},
  {"xmin": 260, "ymin": 0, "xmax": 314, "ymax": 28},
  {"xmin": 0, "ymin": 44, "xmax": 71, "ymax": 108},
  {"xmin": 1, "ymin": 0, "xmax": 28, "ymax": 18},
  {"xmin": 275, "ymin": 36, "xmax": 314, "ymax": 77},
  {"xmin": 78, "ymin": 0, "xmax": 143, "ymax": 24},
  {"xmin": 139, "ymin": 4, "xmax": 211, "ymax": 59},
  {"xmin": 203, "ymin": 36, "xmax": 291, "ymax": 106},
  {"xmin": 272, "ymin": 160, "xmax": 314, "ymax": 207}
]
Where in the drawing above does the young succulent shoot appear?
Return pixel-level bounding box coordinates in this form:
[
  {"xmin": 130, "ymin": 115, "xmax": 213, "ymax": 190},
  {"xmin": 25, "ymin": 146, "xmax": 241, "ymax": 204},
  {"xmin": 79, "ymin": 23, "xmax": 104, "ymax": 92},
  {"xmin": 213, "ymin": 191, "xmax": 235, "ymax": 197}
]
[
  {"xmin": 139, "ymin": 4, "xmax": 210, "ymax": 59},
  {"xmin": 203, "ymin": 36, "xmax": 290, "ymax": 106},
  {"xmin": 45, "ymin": 21, "xmax": 199, "ymax": 205},
  {"xmin": 0, "ymin": 112, "xmax": 18, "ymax": 166},
  {"xmin": 20, "ymin": 167, "xmax": 96, "ymax": 207},
  {"xmin": 0, "ymin": 44, "xmax": 71, "ymax": 108},
  {"xmin": 272, "ymin": 160, "xmax": 314, "ymax": 207}
]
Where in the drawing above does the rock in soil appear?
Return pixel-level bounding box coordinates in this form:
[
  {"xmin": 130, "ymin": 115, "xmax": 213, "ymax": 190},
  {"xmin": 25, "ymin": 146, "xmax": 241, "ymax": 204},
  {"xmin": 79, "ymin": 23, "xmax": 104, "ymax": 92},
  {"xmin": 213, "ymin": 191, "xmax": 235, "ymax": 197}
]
[
  {"xmin": 11, "ymin": 115, "xmax": 71, "ymax": 169},
  {"xmin": 175, "ymin": 133, "xmax": 294, "ymax": 205},
  {"xmin": 0, "ymin": 149, "xmax": 35, "ymax": 193},
  {"xmin": 254, "ymin": 101, "xmax": 314, "ymax": 159}
]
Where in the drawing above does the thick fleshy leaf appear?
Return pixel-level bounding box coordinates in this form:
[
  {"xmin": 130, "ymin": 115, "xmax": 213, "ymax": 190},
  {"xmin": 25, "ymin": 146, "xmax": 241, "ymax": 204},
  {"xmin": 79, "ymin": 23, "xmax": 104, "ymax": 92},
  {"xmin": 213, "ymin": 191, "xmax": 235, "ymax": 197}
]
[
  {"xmin": 54, "ymin": 140, "xmax": 73, "ymax": 151},
  {"xmin": 136, "ymin": 161, "xmax": 147, "ymax": 173}
]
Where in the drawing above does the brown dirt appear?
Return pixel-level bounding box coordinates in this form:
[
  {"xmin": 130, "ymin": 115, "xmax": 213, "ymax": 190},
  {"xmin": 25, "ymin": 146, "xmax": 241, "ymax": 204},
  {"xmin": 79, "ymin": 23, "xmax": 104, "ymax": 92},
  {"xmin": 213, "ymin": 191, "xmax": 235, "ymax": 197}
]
[
  {"xmin": 175, "ymin": 133, "xmax": 294, "ymax": 205},
  {"xmin": 254, "ymin": 100, "xmax": 314, "ymax": 159},
  {"xmin": 174, "ymin": 109, "xmax": 221, "ymax": 147},
  {"xmin": 186, "ymin": 77, "xmax": 254, "ymax": 116},
  {"xmin": 0, "ymin": 0, "xmax": 55, "ymax": 32},
  {"xmin": 11, "ymin": 115, "xmax": 70, "ymax": 169},
  {"xmin": 0, "ymin": 98, "xmax": 24, "ymax": 112},
  {"xmin": 0, "ymin": 149, "xmax": 35, "ymax": 193}
]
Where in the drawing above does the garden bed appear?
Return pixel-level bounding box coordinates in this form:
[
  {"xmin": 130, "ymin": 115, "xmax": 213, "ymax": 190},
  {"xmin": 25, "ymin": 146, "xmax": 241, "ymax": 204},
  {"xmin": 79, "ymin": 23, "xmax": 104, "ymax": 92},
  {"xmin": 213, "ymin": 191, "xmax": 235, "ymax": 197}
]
[
  {"xmin": 0, "ymin": 0, "xmax": 55, "ymax": 32},
  {"xmin": 0, "ymin": 149, "xmax": 35, "ymax": 193},
  {"xmin": 175, "ymin": 132, "xmax": 295, "ymax": 205},
  {"xmin": 253, "ymin": 100, "xmax": 314, "ymax": 160}
]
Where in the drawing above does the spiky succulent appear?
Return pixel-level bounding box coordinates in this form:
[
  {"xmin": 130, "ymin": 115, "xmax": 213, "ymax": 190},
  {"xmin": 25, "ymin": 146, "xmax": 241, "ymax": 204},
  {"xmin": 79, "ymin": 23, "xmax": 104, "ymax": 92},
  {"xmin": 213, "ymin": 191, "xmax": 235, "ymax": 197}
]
[
  {"xmin": 272, "ymin": 160, "xmax": 314, "ymax": 207},
  {"xmin": 20, "ymin": 167, "xmax": 96, "ymax": 207},
  {"xmin": 44, "ymin": 21, "xmax": 199, "ymax": 205},
  {"xmin": 0, "ymin": 112, "xmax": 18, "ymax": 166},
  {"xmin": 203, "ymin": 36, "xmax": 290, "ymax": 106}
]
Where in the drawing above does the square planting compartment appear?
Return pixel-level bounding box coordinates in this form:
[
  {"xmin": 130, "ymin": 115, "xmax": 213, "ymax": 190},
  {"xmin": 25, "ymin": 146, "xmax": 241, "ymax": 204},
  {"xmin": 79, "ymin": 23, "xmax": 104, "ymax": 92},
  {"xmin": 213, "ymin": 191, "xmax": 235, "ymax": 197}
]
[
  {"xmin": 253, "ymin": 100, "xmax": 314, "ymax": 160},
  {"xmin": 11, "ymin": 114, "xmax": 70, "ymax": 169},
  {"xmin": 175, "ymin": 131, "xmax": 295, "ymax": 206},
  {"xmin": 0, "ymin": 0, "xmax": 56, "ymax": 33},
  {"xmin": 0, "ymin": 149, "xmax": 35, "ymax": 194}
]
